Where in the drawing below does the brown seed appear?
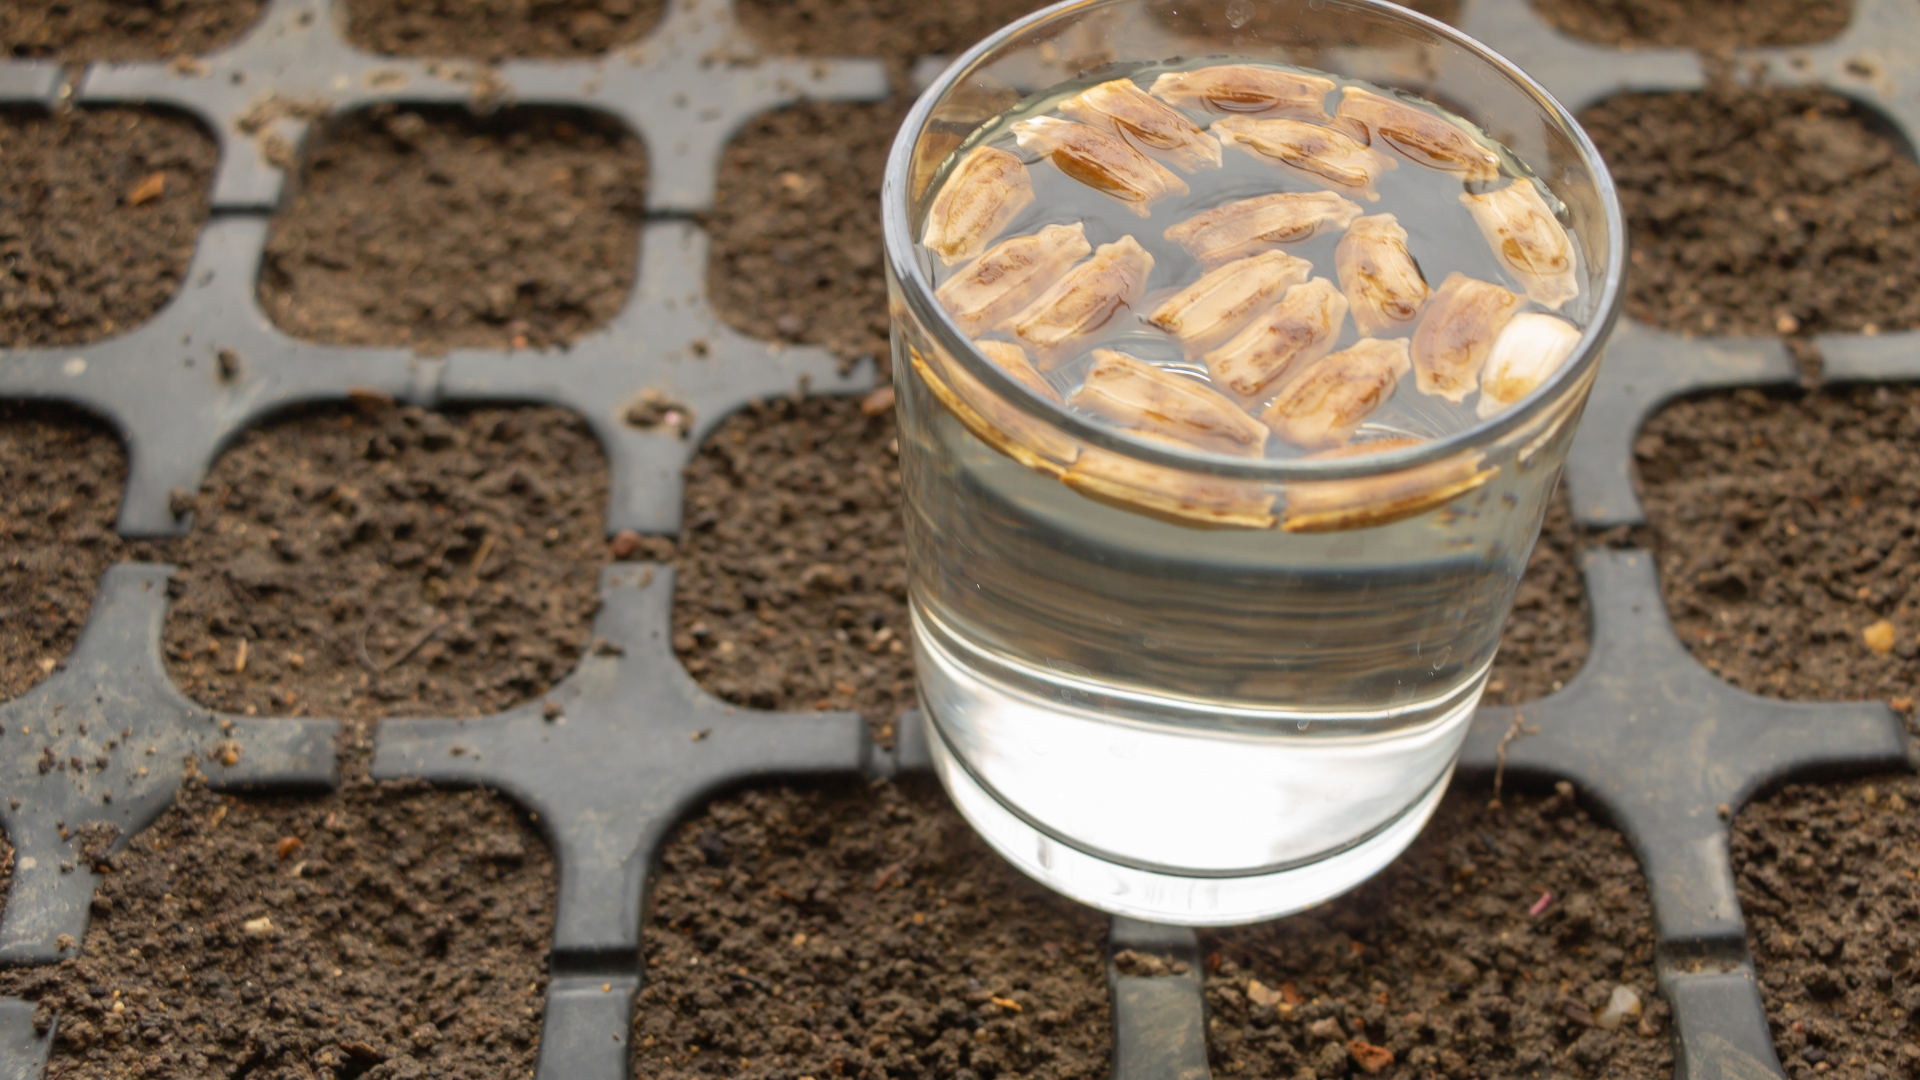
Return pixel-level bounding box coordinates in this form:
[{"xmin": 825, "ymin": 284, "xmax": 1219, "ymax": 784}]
[
  {"xmin": 1460, "ymin": 181, "xmax": 1579, "ymax": 310},
  {"xmin": 1059, "ymin": 78, "xmax": 1222, "ymax": 173},
  {"xmin": 1148, "ymin": 250, "xmax": 1314, "ymax": 358},
  {"xmin": 1333, "ymin": 86, "xmax": 1500, "ymax": 180},
  {"xmin": 1336, "ymin": 214, "xmax": 1429, "ymax": 336},
  {"xmin": 1410, "ymin": 273, "xmax": 1521, "ymax": 403},
  {"xmin": 1203, "ymin": 278, "xmax": 1349, "ymax": 401},
  {"xmin": 1163, "ymin": 191, "xmax": 1363, "ymax": 267},
  {"xmin": 276, "ymin": 836, "xmax": 303, "ymax": 860},
  {"xmin": 1148, "ymin": 65, "xmax": 1337, "ymax": 122},
  {"xmin": 921, "ymin": 146, "xmax": 1036, "ymax": 266},
  {"xmin": 1013, "ymin": 116, "xmax": 1190, "ymax": 217},
  {"xmin": 936, "ymin": 222, "xmax": 1092, "ymax": 337},
  {"xmin": 1068, "ymin": 350, "xmax": 1269, "ymax": 457},
  {"xmin": 1212, "ymin": 116, "xmax": 1397, "ymax": 200},
  {"xmin": 1009, "ymin": 235, "xmax": 1154, "ymax": 365},
  {"xmin": 1261, "ymin": 337, "xmax": 1411, "ymax": 449}
]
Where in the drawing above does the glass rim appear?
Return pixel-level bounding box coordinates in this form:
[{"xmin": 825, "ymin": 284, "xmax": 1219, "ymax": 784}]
[{"xmin": 880, "ymin": 0, "xmax": 1627, "ymax": 483}]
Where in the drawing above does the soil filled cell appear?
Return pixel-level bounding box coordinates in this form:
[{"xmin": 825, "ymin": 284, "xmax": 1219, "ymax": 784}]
[
  {"xmin": 1531, "ymin": 0, "xmax": 1849, "ymax": 49},
  {"xmin": 1204, "ymin": 786, "xmax": 1668, "ymax": 1080},
  {"xmin": 735, "ymin": 0, "xmax": 1053, "ymax": 66},
  {"xmin": 0, "ymin": 107, "xmax": 217, "ymax": 347},
  {"xmin": 1581, "ymin": 86, "xmax": 1920, "ymax": 341},
  {"xmin": 260, "ymin": 107, "xmax": 648, "ymax": 353},
  {"xmin": 342, "ymin": 0, "xmax": 665, "ymax": 60},
  {"xmin": 158, "ymin": 404, "xmax": 611, "ymax": 723},
  {"xmin": 705, "ymin": 101, "xmax": 903, "ymax": 369},
  {"xmin": 633, "ymin": 779, "xmax": 1112, "ymax": 1080},
  {"xmin": 0, "ymin": 405, "xmax": 129, "ymax": 705},
  {"xmin": 1635, "ymin": 385, "xmax": 1920, "ymax": 727},
  {"xmin": 0, "ymin": 768, "xmax": 556, "ymax": 1080},
  {"xmin": 2, "ymin": 0, "xmax": 264, "ymax": 61},
  {"xmin": 1732, "ymin": 776, "xmax": 1920, "ymax": 1080}
]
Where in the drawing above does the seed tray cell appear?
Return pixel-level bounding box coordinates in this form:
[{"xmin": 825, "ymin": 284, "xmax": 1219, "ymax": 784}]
[
  {"xmin": 340, "ymin": 0, "xmax": 669, "ymax": 60},
  {"xmin": 0, "ymin": 0, "xmax": 1917, "ymax": 1076}
]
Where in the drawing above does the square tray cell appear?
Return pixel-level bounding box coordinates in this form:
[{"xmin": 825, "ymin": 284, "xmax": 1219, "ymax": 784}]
[
  {"xmin": 1530, "ymin": 0, "xmax": 1850, "ymax": 48},
  {"xmin": 0, "ymin": 404, "xmax": 128, "ymax": 705},
  {"xmin": 670, "ymin": 397, "xmax": 912, "ymax": 743},
  {"xmin": 0, "ymin": 107, "xmax": 217, "ymax": 348},
  {"xmin": 1203, "ymin": 786, "xmax": 1667, "ymax": 1080},
  {"xmin": 155, "ymin": 404, "xmax": 611, "ymax": 724},
  {"xmin": 2, "ymin": 0, "xmax": 264, "ymax": 62},
  {"xmin": 259, "ymin": 107, "xmax": 647, "ymax": 353},
  {"xmin": 1635, "ymin": 385, "xmax": 1918, "ymax": 727},
  {"xmin": 1581, "ymin": 86, "xmax": 1920, "ymax": 341},
  {"xmin": 342, "ymin": 0, "xmax": 665, "ymax": 60},
  {"xmin": 0, "ymin": 770, "xmax": 556, "ymax": 1078},
  {"xmin": 1731, "ymin": 776, "xmax": 1919, "ymax": 1080},
  {"xmin": 706, "ymin": 100, "xmax": 904, "ymax": 368},
  {"xmin": 634, "ymin": 779, "xmax": 1112, "ymax": 1080}
]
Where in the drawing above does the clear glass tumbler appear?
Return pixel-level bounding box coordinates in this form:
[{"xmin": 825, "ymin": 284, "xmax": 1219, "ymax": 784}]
[{"xmin": 881, "ymin": 0, "xmax": 1624, "ymax": 924}]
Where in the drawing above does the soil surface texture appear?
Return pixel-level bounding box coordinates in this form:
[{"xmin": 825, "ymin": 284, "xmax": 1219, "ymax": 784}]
[
  {"xmin": 3, "ymin": 0, "xmax": 264, "ymax": 61},
  {"xmin": 0, "ymin": 764, "xmax": 557, "ymax": 1080},
  {"xmin": 1635, "ymin": 385, "xmax": 1919, "ymax": 727},
  {"xmin": 342, "ymin": 0, "xmax": 665, "ymax": 60},
  {"xmin": 0, "ymin": 404, "xmax": 129, "ymax": 705},
  {"xmin": 1, "ymin": 107, "xmax": 217, "ymax": 347},
  {"xmin": 735, "ymin": 0, "xmax": 1050, "ymax": 72},
  {"xmin": 157, "ymin": 404, "xmax": 611, "ymax": 724},
  {"xmin": 1581, "ymin": 86, "xmax": 1920, "ymax": 342},
  {"xmin": 1205, "ymin": 786, "xmax": 1669, "ymax": 1080},
  {"xmin": 633, "ymin": 778, "xmax": 1111, "ymax": 1080},
  {"xmin": 1732, "ymin": 776, "xmax": 1920, "ymax": 1080},
  {"xmin": 1531, "ymin": 0, "xmax": 1850, "ymax": 49},
  {"xmin": 260, "ymin": 107, "xmax": 647, "ymax": 353}
]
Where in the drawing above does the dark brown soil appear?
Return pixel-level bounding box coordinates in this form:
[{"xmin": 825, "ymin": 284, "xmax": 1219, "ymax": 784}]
[
  {"xmin": 734, "ymin": 0, "xmax": 1052, "ymax": 68},
  {"xmin": 1, "ymin": 107, "xmax": 217, "ymax": 347},
  {"xmin": 0, "ymin": 764, "xmax": 557, "ymax": 1080},
  {"xmin": 260, "ymin": 107, "xmax": 648, "ymax": 354},
  {"xmin": 342, "ymin": 0, "xmax": 664, "ymax": 59},
  {"xmin": 1634, "ymin": 385, "xmax": 1919, "ymax": 725},
  {"xmin": 705, "ymin": 101, "xmax": 903, "ymax": 371},
  {"xmin": 633, "ymin": 778, "xmax": 1111, "ymax": 1080},
  {"xmin": 1732, "ymin": 775, "xmax": 1920, "ymax": 1080},
  {"xmin": 2, "ymin": 0, "xmax": 264, "ymax": 61},
  {"xmin": 1580, "ymin": 86, "xmax": 1920, "ymax": 341},
  {"xmin": 1205, "ymin": 785, "xmax": 1668, "ymax": 1080},
  {"xmin": 1531, "ymin": 0, "xmax": 1850, "ymax": 49},
  {"xmin": 0, "ymin": 404, "xmax": 129, "ymax": 706},
  {"xmin": 157, "ymin": 404, "xmax": 611, "ymax": 724}
]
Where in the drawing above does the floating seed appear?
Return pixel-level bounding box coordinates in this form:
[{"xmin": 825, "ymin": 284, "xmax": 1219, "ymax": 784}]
[
  {"xmin": 1204, "ymin": 277, "xmax": 1348, "ymax": 401},
  {"xmin": 1064, "ymin": 438, "xmax": 1277, "ymax": 530},
  {"xmin": 1163, "ymin": 190, "xmax": 1363, "ymax": 267},
  {"xmin": 1411, "ymin": 272, "xmax": 1521, "ymax": 403},
  {"xmin": 1148, "ymin": 64, "xmax": 1336, "ymax": 122},
  {"xmin": 1261, "ymin": 337, "xmax": 1411, "ymax": 449},
  {"xmin": 921, "ymin": 146, "xmax": 1036, "ymax": 266},
  {"xmin": 1332, "ymin": 87, "xmax": 1500, "ymax": 180},
  {"xmin": 1282, "ymin": 438, "xmax": 1496, "ymax": 533},
  {"xmin": 1336, "ymin": 213, "xmax": 1429, "ymax": 336},
  {"xmin": 1211, "ymin": 116, "xmax": 1397, "ymax": 201},
  {"xmin": 936, "ymin": 222, "xmax": 1093, "ymax": 336},
  {"xmin": 976, "ymin": 339, "xmax": 1061, "ymax": 403},
  {"xmin": 1476, "ymin": 312, "xmax": 1582, "ymax": 418},
  {"xmin": 1147, "ymin": 250, "xmax": 1313, "ymax": 358},
  {"xmin": 1059, "ymin": 78, "xmax": 1222, "ymax": 173},
  {"xmin": 1009, "ymin": 234, "xmax": 1154, "ymax": 364},
  {"xmin": 1460, "ymin": 180, "xmax": 1579, "ymax": 310},
  {"xmin": 1013, "ymin": 116, "xmax": 1189, "ymax": 216},
  {"xmin": 1068, "ymin": 349, "xmax": 1270, "ymax": 457}
]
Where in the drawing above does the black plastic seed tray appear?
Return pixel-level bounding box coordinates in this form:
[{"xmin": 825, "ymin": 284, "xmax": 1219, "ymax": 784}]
[{"xmin": 1, "ymin": 0, "xmax": 1918, "ymax": 1076}]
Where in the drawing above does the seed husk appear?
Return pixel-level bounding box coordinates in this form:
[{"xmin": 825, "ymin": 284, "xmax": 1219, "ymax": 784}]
[
  {"xmin": 1009, "ymin": 234, "xmax": 1155, "ymax": 365},
  {"xmin": 921, "ymin": 146, "xmax": 1035, "ymax": 266},
  {"xmin": 1013, "ymin": 116, "xmax": 1189, "ymax": 217},
  {"xmin": 1203, "ymin": 277, "xmax": 1349, "ymax": 401},
  {"xmin": 1261, "ymin": 337, "xmax": 1411, "ymax": 449},
  {"xmin": 1147, "ymin": 250, "xmax": 1314, "ymax": 358},
  {"xmin": 1068, "ymin": 349, "xmax": 1270, "ymax": 457},
  {"xmin": 1410, "ymin": 272, "xmax": 1521, "ymax": 403},
  {"xmin": 1163, "ymin": 190, "xmax": 1363, "ymax": 267},
  {"xmin": 936, "ymin": 222, "xmax": 1093, "ymax": 336},
  {"xmin": 1335, "ymin": 213, "xmax": 1429, "ymax": 337},
  {"xmin": 1476, "ymin": 312, "xmax": 1582, "ymax": 418},
  {"xmin": 1059, "ymin": 78, "xmax": 1222, "ymax": 173},
  {"xmin": 1148, "ymin": 64, "xmax": 1337, "ymax": 123},
  {"xmin": 1460, "ymin": 180, "xmax": 1580, "ymax": 310},
  {"xmin": 1211, "ymin": 116, "xmax": 1397, "ymax": 201},
  {"xmin": 1332, "ymin": 86, "xmax": 1501, "ymax": 181}
]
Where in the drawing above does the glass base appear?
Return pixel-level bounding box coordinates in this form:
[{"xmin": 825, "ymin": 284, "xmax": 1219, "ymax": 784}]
[{"xmin": 924, "ymin": 712, "xmax": 1455, "ymax": 926}]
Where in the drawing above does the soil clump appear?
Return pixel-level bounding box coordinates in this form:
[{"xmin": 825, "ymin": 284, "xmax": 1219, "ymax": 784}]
[
  {"xmin": 260, "ymin": 107, "xmax": 647, "ymax": 353},
  {"xmin": 1, "ymin": 107, "xmax": 216, "ymax": 347},
  {"xmin": 634, "ymin": 778, "xmax": 1111, "ymax": 1080},
  {"xmin": 343, "ymin": 0, "xmax": 664, "ymax": 59},
  {"xmin": 1205, "ymin": 786, "xmax": 1669, "ymax": 1080}
]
